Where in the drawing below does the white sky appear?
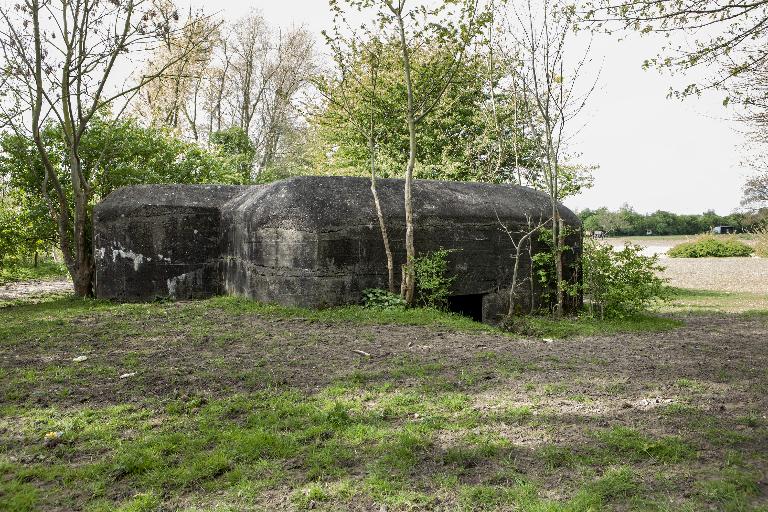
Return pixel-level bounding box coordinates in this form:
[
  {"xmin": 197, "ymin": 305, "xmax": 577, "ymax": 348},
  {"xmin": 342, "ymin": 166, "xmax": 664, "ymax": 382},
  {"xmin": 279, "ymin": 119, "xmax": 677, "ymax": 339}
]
[{"xmin": 171, "ymin": 2, "xmax": 755, "ymax": 215}]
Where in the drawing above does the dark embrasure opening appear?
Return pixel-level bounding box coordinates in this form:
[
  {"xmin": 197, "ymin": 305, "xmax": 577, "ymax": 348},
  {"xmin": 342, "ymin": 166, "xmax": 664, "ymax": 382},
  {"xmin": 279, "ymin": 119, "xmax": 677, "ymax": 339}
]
[{"xmin": 447, "ymin": 294, "xmax": 484, "ymax": 322}]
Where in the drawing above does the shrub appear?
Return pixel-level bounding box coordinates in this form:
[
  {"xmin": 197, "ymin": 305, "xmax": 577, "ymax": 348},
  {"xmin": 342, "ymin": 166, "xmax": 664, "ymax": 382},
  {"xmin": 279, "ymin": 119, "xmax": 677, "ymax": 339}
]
[
  {"xmin": 583, "ymin": 240, "xmax": 668, "ymax": 319},
  {"xmin": 412, "ymin": 248, "xmax": 456, "ymax": 309},
  {"xmin": 362, "ymin": 289, "xmax": 407, "ymax": 310},
  {"xmin": 530, "ymin": 226, "xmax": 580, "ymax": 314},
  {"xmin": 0, "ymin": 260, "xmax": 67, "ymax": 286},
  {"xmin": 753, "ymin": 225, "xmax": 768, "ymax": 258},
  {"xmin": 667, "ymin": 235, "xmax": 753, "ymax": 258}
]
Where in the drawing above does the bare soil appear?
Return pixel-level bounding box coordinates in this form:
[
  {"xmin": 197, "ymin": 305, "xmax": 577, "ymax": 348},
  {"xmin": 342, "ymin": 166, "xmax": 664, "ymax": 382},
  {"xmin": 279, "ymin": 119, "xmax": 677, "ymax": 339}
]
[
  {"xmin": 661, "ymin": 257, "xmax": 768, "ymax": 294},
  {"xmin": 2, "ymin": 300, "xmax": 768, "ymax": 509},
  {"xmin": 4, "ymin": 305, "xmax": 765, "ymax": 416},
  {"xmin": 607, "ymin": 236, "xmax": 768, "ymax": 294},
  {"xmin": 0, "ymin": 277, "xmax": 71, "ymax": 302}
]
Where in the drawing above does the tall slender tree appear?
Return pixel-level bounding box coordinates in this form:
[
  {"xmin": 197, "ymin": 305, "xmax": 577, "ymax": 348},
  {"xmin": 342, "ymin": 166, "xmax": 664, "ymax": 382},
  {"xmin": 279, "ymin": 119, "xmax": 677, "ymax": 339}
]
[
  {"xmin": 320, "ymin": 23, "xmax": 397, "ymax": 292},
  {"xmin": 327, "ymin": 0, "xmax": 486, "ymax": 304},
  {"xmin": 0, "ymin": 0, "xmax": 212, "ymax": 296},
  {"xmin": 503, "ymin": 0, "xmax": 597, "ymax": 316}
]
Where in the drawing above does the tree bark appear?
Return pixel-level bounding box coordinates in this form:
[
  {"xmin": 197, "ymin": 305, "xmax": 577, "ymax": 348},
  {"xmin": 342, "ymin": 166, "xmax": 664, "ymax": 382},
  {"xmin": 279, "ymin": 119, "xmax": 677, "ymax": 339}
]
[
  {"xmin": 369, "ymin": 136, "xmax": 395, "ymax": 293},
  {"xmin": 557, "ymin": 216, "xmax": 565, "ymax": 315},
  {"xmin": 550, "ymin": 203, "xmax": 563, "ymax": 318},
  {"xmin": 507, "ymin": 229, "xmax": 537, "ymax": 317},
  {"xmin": 394, "ymin": 4, "xmax": 418, "ymax": 305},
  {"xmin": 529, "ymin": 237, "xmax": 536, "ymax": 314},
  {"xmin": 70, "ymin": 155, "xmax": 95, "ymax": 297}
]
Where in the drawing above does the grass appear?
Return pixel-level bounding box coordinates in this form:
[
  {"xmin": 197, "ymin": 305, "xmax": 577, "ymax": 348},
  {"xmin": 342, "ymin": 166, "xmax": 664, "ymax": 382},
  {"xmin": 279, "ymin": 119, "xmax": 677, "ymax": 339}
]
[
  {"xmin": 657, "ymin": 287, "xmax": 768, "ymax": 314},
  {"xmin": 195, "ymin": 296, "xmax": 680, "ymax": 340},
  {"xmin": 667, "ymin": 235, "xmax": 754, "ymax": 258},
  {"xmin": 606, "ymin": 234, "xmax": 755, "ymax": 243},
  {"xmin": 528, "ymin": 313, "xmax": 680, "ymax": 338},
  {"xmin": 209, "ymin": 296, "xmax": 497, "ymax": 333},
  {"xmin": 0, "ymin": 260, "xmax": 67, "ymax": 285},
  {"xmin": 595, "ymin": 426, "xmax": 696, "ymax": 463},
  {"xmin": 0, "ymin": 288, "xmax": 766, "ymax": 510},
  {"xmin": 0, "ymin": 388, "xmax": 707, "ymax": 511}
]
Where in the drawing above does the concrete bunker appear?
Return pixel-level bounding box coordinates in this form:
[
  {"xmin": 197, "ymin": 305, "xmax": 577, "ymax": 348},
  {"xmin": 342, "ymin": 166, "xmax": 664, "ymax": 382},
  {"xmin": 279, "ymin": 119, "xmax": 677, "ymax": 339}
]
[{"xmin": 94, "ymin": 176, "xmax": 582, "ymax": 323}]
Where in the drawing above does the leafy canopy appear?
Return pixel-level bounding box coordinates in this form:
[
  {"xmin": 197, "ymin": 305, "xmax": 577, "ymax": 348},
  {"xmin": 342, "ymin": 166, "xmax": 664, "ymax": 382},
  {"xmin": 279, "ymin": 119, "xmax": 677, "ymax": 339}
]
[
  {"xmin": 0, "ymin": 117, "xmax": 250, "ymax": 258},
  {"xmin": 310, "ymin": 38, "xmax": 539, "ymax": 183}
]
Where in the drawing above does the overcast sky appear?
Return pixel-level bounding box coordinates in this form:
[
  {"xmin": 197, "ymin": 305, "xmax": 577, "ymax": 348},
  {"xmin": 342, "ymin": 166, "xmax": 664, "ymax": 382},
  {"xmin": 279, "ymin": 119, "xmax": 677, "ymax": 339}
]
[{"xmin": 197, "ymin": 1, "xmax": 749, "ymax": 215}]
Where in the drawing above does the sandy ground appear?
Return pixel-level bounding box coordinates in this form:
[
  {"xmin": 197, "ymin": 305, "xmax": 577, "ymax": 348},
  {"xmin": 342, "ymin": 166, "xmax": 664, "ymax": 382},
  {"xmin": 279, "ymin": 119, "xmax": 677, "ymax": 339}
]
[
  {"xmin": 0, "ymin": 277, "xmax": 72, "ymax": 302},
  {"xmin": 607, "ymin": 237, "xmax": 768, "ymax": 294},
  {"xmin": 660, "ymin": 257, "xmax": 768, "ymax": 294}
]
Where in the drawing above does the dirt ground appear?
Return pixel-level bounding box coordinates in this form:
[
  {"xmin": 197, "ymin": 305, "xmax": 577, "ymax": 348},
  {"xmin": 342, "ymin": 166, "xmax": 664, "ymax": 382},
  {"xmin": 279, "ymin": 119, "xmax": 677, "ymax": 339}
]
[
  {"xmin": 607, "ymin": 237, "xmax": 768, "ymax": 294},
  {"xmin": 6, "ymin": 303, "xmax": 767, "ymax": 417},
  {"xmin": 1, "ymin": 296, "xmax": 767, "ymax": 510},
  {"xmin": 661, "ymin": 257, "xmax": 768, "ymax": 294},
  {"xmin": 0, "ymin": 277, "xmax": 71, "ymax": 302},
  {"xmin": 1, "ymin": 257, "xmax": 767, "ymax": 509}
]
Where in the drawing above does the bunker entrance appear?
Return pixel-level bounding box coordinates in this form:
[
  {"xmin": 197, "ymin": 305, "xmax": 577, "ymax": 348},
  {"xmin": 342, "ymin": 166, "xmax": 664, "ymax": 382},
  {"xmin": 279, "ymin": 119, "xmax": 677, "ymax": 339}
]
[{"xmin": 447, "ymin": 294, "xmax": 484, "ymax": 322}]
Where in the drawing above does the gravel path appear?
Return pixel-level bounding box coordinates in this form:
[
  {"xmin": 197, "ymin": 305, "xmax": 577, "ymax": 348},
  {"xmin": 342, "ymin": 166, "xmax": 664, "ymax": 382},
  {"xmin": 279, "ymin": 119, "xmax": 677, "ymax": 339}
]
[
  {"xmin": 0, "ymin": 278, "xmax": 72, "ymax": 302},
  {"xmin": 607, "ymin": 237, "xmax": 768, "ymax": 294},
  {"xmin": 660, "ymin": 257, "xmax": 768, "ymax": 294}
]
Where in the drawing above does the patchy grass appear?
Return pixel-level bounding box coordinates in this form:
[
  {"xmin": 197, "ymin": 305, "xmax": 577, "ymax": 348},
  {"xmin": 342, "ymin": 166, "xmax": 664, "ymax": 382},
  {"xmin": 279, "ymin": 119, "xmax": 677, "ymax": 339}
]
[
  {"xmin": 0, "ymin": 260, "xmax": 67, "ymax": 286},
  {"xmin": 528, "ymin": 313, "xmax": 681, "ymax": 339},
  {"xmin": 658, "ymin": 287, "xmax": 768, "ymax": 314},
  {"xmin": 208, "ymin": 296, "xmax": 497, "ymax": 333},
  {"xmin": 1, "ymin": 295, "xmax": 766, "ymax": 510},
  {"xmin": 595, "ymin": 426, "xmax": 696, "ymax": 463},
  {"xmin": 210, "ymin": 296, "xmax": 679, "ymax": 339}
]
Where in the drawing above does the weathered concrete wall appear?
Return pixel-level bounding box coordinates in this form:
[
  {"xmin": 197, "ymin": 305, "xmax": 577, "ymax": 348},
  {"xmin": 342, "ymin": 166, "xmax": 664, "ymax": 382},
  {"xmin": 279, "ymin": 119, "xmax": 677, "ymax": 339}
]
[
  {"xmin": 94, "ymin": 185, "xmax": 247, "ymax": 300},
  {"xmin": 94, "ymin": 177, "xmax": 582, "ymax": 323}
]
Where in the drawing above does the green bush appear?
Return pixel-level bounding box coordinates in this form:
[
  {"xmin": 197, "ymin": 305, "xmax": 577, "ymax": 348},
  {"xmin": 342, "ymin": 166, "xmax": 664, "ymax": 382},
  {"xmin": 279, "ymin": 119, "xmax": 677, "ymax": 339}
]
[
  {"xmin": 583, "ymin": 240, "xmax": 668, "ymax": 319},
  {"xmin": 0, "ymin": 259, "xmax": 67, "ymax": 286},
  {"xmin": 667, "ymin": 236, "xmax": 753, "ymax": 258},
  {"xmin": 362, "ymin": 289, "xmax": 407, "ymax": 310},
  {"xmin": 412, "ymin": 249, "xmax": 456, "ymax": 309},
  {"xmin": 364, "ymin": 249, "xmax": 457, "ymax": 311}
]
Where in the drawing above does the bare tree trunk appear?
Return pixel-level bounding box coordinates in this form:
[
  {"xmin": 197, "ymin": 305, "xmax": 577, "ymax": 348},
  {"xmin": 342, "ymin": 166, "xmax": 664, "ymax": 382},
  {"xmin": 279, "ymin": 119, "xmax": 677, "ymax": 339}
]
[
  {"xmin": 529, "ymin": 237, "xmax": 536, "ymax": 314},
  {"xmin": 508, "ymin": 238, "xmax": 524, "ymax": 317},
  {"xmin": 508, "ymin": 230, "xmax": 537, "ymax": 317},
  {"xmin": 499, "ymin": 215, "xmax": 548, "ymax": 318},
  {"xmin": 487, "ymin": 2, "xmax": 504, "ymax": 181},
  {"xmin": 556, "ymin": 216, "xmax": 565, "ymax": 314},
  {"xmin": 185, "ymin": 76, "xmax": 202, "ymax": 141},
  {"xmin": 369, "ymin": 136, "xmax": 395, "ymax": 293},
  {"xmin": 394, "ymin": 5, "xmax": 418, "ymax": 305},
  {"xmin": 550, "ymin": 201, "xmax": 562, "ymax": 317},
  {"xmin": 70, "ymin": 154, "xmax": 95, "ymax": 297},
  {"xmin": 512, "ymin": 78, "xmax": 522, "ymax": 186}
]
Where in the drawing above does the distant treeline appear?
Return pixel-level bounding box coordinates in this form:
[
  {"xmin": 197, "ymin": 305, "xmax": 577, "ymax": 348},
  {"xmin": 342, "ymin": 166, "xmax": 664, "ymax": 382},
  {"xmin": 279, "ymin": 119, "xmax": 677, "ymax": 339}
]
[{"xmin": 578, "ymin": 206, "xmax": 768, "ymax": 236}]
